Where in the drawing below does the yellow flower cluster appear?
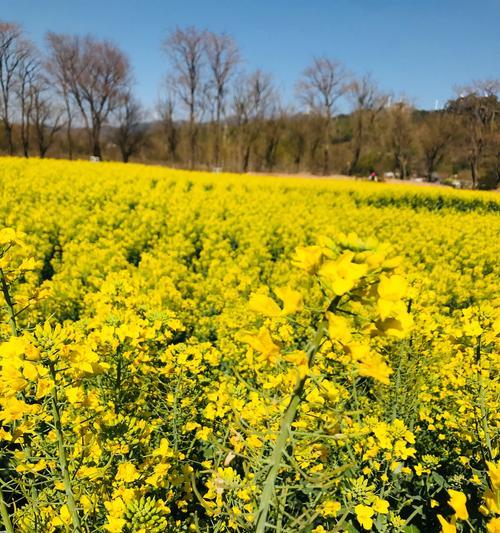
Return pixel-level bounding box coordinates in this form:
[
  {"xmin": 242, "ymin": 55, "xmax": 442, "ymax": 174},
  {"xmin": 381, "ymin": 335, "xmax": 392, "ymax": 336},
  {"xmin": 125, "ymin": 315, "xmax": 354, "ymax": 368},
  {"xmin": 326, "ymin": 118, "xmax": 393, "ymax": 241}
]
[{"xmin": 0, "ymin": 157, "xmax": 498, "ymax": 532}]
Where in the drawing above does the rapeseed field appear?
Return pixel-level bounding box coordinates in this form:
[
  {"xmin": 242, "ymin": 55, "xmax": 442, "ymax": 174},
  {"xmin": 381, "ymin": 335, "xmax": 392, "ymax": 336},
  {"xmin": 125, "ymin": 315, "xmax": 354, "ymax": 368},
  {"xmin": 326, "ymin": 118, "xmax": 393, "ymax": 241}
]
[{"xmin": 0, "ymin": 158, "xmax": 498, "ymax": 533}]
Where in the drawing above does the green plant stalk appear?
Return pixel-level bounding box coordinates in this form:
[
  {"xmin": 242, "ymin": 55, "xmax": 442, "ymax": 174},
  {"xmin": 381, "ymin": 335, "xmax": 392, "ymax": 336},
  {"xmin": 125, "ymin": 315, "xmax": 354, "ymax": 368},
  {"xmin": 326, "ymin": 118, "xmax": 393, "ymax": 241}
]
[
  {"xmin": 0, "ymin": 268, "xmax": 18, "ymax": 338},
  {"xmin": 0, "ymin": 492, "xmax": 14, "ymax": 533},
  {"xmin": 2, "ymin": 265, "xmax": 44, "ymax": 531},
  {"xmin": 255, "ymin": 296, "xmax": 340, "ymax": 533},
  {"xmin": 0, "ymin": 268, "xmax": 17, "ymax": 533},
  {"xmin": 49, "ymin": 364, "xmax": 82, "ymax": 532},
  {"xmin": 475, "ymin": 336, "xmax": 493, "ymax": 462}
]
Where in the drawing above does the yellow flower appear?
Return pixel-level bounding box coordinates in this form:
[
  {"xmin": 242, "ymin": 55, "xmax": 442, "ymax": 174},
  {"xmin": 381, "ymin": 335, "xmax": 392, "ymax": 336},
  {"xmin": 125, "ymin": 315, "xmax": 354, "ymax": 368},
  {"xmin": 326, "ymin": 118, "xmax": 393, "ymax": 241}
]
[
  {"xmin": 437, "ymin": 514, "xmax": 457, "ymax": 533},
  {"xmin": 196, "ymin": 426, "xmax": 212, "ymax": 441},
  {"xmin": 448, "ymin": 489, "xmax": 468, "ymax": 520},
  {"xmin": 115, "ymin": 462, "xmax": 140, "ymax": 483},
  {"xmin": 239, "ymin": 328, "xmax": 280, "ymax": 363},
  {"xmin": 352, "ymin": 348, "xmax": 393, "ymax": 384},
  {"xmin": 80, "ymin": 494, "xmax": 95, "ymax": 513},
  {"xmin": 322, "ymin": 500, "xmax": 341, "ymax": 517},
  {"xmin": 305, "ymin": 386, "xmax": 324, "ymax": 406},
  {"xmin": 487, "ymin": 461, "xmax": 500, "ymax": 490},
  {"xmin": 246, "ymin": 434, "xmax": 263, "ymax": 448},
  {"xmin": 377, "ymin": 274, "xmax": 407, "ymax": 301},
  {"xmin": 248, "ymin": 293, "xmax": 281, "ymax": 317},
  {"xmin": 274, "ymin": 286, "xmax": 303, "ymax": 315},
  {"xmin": 0, "ymin": 227, "xmax": 17, "ymax": 245},
  {"xmin": 104, "ymin": 517, "xmax": 127, "ymax": 533},
  {"xmin": 283, "ymin": 350, "xmax": 308, "ymax": 377},
  {"xmin": 0, "ymin": 397, "xmax": 39, "ymax": 423},
  {"xmin": 35, "ymin": 378, "xmax": 53, "ymax": 399},
  {"xmin": 355, "ymin": 504, "xmax": 374, "ymax": 530},
  {"xmin": 487, "ymin": 517, "xmax": 500, "ymax": 533},
  {"xmin": 0, "ymin": 335, "xmax": 28, "ymax": 359},
  {"xmin": 326, "ymin": 312, "xmax": 352, "ymax": 344},
  {"xmin": 319, "ymin": 251, "xmax": 367, "ymax": 295},
  {"xmin": 483, "ymin": 488, "xmax": 499, "ymax": 515},
  {"xmin": 104, "ymin": 497, "xmax": 126, "ymax": 517},
  {"xmin": 51, "ymin": 505, "xmax": 72, "ymax": 527},
  {"xmin": 372, "ymin": 496, "xmax": 389, "ymax": 514},
  {"xmin": 293, "ymin": 245, "xmax": 324, "ymax": 273},
  {"xmin": 249, "ymin": 287, "xmax": 303, "ymax": 317}
]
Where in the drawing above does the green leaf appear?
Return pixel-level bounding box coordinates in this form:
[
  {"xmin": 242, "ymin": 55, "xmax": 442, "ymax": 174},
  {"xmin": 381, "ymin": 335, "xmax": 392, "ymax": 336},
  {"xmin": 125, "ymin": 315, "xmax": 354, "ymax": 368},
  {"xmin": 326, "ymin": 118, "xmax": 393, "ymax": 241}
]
[{"xmin": 431, "ymin": 472, "xmax": 447, "ymax": 488}]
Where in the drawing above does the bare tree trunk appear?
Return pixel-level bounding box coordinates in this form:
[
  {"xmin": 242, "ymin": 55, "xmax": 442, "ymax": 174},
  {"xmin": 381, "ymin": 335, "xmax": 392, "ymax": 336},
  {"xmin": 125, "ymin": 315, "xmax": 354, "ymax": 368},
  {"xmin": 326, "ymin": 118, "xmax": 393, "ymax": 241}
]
[
  {"xmin": 189, "ymin": 120, "xmax": 197, "ymax": 169},
  {"xmin": 21, "ymin": 129, "xmax": 29, "ymax": 157},
  {"xmin": 163, "ymin": 27, "xmax": 206, "ymax": 171},
  {"xmin": 214, "ymin": 104, "xmax": 221, "ymax": 167},
  {"xmin": 242, "ymin": 142, "xmax": 251, "ymax": 173},
  {"xmin": 92, "ymin": 135, "xmax": 102, "ymax": 159},
  {"xmin": 470, "ymin": 159, "xmax": 478, "ymax": 189},
  {"xmin": 426, "ymin": 160, "xmax": 434, "ymax": 182},
  {"xmin": 349, "ymin": 142, "xmax": 361, "ymax": 176},
  {"xmin": 348, "ymin": 113, "xmax": 363, "ymax": 175},
  {"xmin": 91, "ymin": 116, "xmax": 103, "ymax": 159},
  {"xmin": 64, "ymin": 94, "xmax": 73, "ymax": 159},
  {"xmin": 322, "ymin": 120, "xmax": 330, "ymax": 175},
  {"xmin": 4, "ymin": 122, "xmax": 14, "ymax": 155}
]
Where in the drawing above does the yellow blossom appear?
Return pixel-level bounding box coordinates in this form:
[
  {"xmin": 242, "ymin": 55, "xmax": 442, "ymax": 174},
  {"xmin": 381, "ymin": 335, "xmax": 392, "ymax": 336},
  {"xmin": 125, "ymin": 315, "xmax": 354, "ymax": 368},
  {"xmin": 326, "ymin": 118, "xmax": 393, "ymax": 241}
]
[
  {"xmin": 115, "ymin": 462, "xmax": 140, "ymax": 483},
  {"xmin": 448, "ymin": 489, "xmax": 468, "ymax": 520},
  {"xmin": 355, "ymin": 504, "xmax": 375, "ymax": 530}
]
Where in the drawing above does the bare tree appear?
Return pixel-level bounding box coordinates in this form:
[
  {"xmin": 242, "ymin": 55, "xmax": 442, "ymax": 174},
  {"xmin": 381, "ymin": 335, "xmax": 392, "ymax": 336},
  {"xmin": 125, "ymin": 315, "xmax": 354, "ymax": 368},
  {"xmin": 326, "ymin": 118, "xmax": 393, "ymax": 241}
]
[
  {"xmin": 287, "ymin": 114, "xmax": 307, "ymax": 172},
  {"xmin": 16, "ymin": 47, "xmax": 39, "ymax": 157},
  {"xmin": 347, "ymin": 74, "xmax": 388, "ymax": 175},
  {"xmin": 75, "ymin": 37, "xmax": 131, "ymax": 159},
  {"xmin": 31, "ymin": 77, "xmax": 64, "ymax": 158},
  {"xmin": 45, "ymin": 32, "xmax": 80, "ymax": 159},
  {"xmin": 418, "ymin": 111, "xmax": 454, "ymax": 181},
  {"xmin": 447, "ymin": 81, "xmax": 500, "ymax": 188},
  {"xmin": 232, "ymin": 69, "xmax": 275, "ymax": 172},
  {"xmin": 0, "ymin": 21, "xmax": 31, "ymax": 155},
  {"xmin": 157, "ymin": 86, "xmax": 179, "ymax": 163},
  {"xmin": 47, "ymin": 33, "xmax": 131, "ymax": 159},
  {"xmin": 261, "ymin": 103, "xmax": 285, "ymax": 172},
  {"xmin": 113, "ymin": 90, "xmax": 146, "ymax": 162},
  {"xmin": 385, "ymin": 100, "xmax": 415, "ymax": 179},
  {"xmin": 204, "ymin": 31, "xmax": 239, "ymax": 167},
  {"xmin": 163, "ymin": 26, "xmax": 206, "ymax": 169},
  {"xmin": 297, "ymin": 57, "xmax": 347, "ymax": 174}
]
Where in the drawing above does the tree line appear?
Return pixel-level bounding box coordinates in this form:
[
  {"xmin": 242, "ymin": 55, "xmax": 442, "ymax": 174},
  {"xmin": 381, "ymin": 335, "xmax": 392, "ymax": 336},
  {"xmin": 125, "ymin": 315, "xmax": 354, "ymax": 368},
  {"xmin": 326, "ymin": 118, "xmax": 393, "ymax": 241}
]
[{"xmin": 1, "ymin": 21, "xmax": 499, "ymax": 188}]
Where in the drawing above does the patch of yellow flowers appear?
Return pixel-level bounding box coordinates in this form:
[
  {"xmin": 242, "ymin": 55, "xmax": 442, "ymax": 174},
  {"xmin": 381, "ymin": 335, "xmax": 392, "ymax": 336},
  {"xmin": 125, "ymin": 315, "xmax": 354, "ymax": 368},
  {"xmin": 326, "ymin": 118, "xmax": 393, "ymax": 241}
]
[{"xmin": 0, "ymin": 157, "xmax": 498, "ymax": 532}]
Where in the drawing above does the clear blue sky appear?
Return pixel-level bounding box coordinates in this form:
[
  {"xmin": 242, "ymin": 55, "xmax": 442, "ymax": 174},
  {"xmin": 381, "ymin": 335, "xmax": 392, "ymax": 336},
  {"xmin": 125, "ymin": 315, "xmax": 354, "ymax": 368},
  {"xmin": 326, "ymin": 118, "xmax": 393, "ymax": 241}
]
[{"xmin": 2, "ymin": 0, "xmax": 499, "ymax": 110}]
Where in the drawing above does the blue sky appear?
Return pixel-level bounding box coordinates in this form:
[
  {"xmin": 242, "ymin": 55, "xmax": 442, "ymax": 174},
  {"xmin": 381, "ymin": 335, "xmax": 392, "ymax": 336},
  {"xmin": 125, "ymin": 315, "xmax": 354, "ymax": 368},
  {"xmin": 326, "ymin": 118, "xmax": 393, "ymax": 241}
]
[{"xmin": 2, "ymin": 0, "xmax": 499, "ymax": 110}]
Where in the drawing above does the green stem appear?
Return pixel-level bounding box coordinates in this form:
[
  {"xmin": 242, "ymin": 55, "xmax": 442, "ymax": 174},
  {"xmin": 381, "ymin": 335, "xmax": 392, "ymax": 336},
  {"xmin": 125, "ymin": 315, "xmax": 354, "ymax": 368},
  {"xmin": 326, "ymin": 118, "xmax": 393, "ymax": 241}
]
[
  {"xmin": 255, "ymin": 296, "xmax": 341, "ymax": 533},
  {"xmin": 49, "ymin": 364, "xmax": 82, "ymax": 532},
  {"xmin": 0, "ymin": 494, "xmax": 14, "ymax": 533},
  {"xmin": 0, "ymin": 267, "xmax": 18, "ymax": 337},
  {"xmin": 0, "ymin": 268, "xmax": 16, "ymax": 533},
  {"xmin": 475, "ymin": 336, "xmax": 493, "ymax": 462},
  {"xmin": 115, "ymin": 354, "xmax": 122, "ymax": 414}
]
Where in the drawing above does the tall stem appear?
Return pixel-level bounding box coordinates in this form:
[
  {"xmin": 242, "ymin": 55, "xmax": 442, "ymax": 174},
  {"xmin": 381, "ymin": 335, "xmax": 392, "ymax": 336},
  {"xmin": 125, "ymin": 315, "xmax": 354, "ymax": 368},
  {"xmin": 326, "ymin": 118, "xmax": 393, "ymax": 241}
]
[
  {"xmin": 0, "ymin": 494, "xmax": 14, "ymax": 533},
  {"xmin": 475, "ymin": 336, "xmax": 493, "ymax": 462},
  {"xmin": 0, "ymin": 268, "xmax": 16, "ymax": 533},
  {"xmin": 0, "ymin": 268, "xmax": 18, "ymax": 337},
  {"xmin": 255, "ymin": 296, "xmax": 341, "ymax": 532},
  {"xmin": 49, "ymin": 363, "xmax": 82, "ymax": 532}
]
